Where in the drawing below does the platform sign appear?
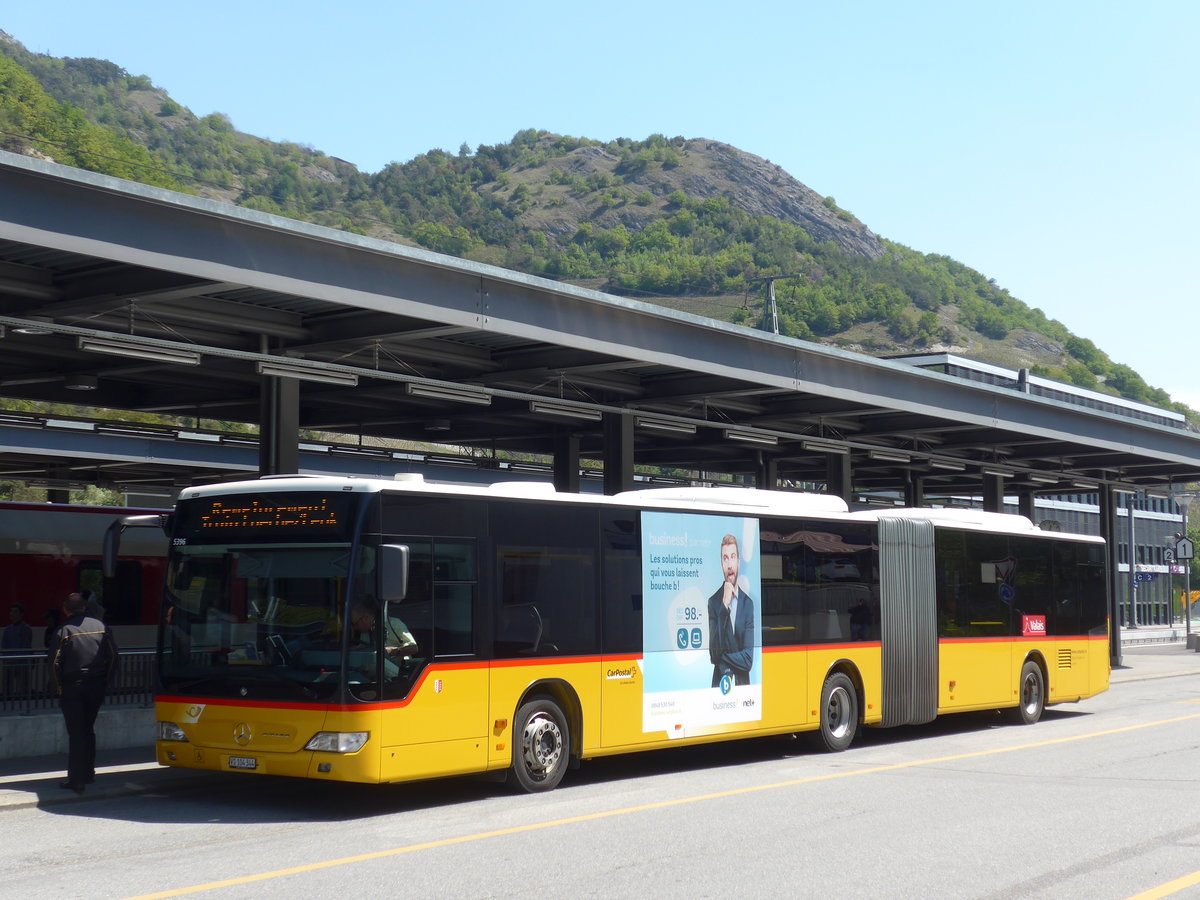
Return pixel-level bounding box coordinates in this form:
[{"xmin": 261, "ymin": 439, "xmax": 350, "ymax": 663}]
[{"xmin": 1176, "ymin": 537, "xmax": 1194, "ymax": 560}]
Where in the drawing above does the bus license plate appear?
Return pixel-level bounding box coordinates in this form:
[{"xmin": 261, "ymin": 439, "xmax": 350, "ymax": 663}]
[{"xmin": 228, "ymin": 756, "xmax": 257, "ymax": 770}]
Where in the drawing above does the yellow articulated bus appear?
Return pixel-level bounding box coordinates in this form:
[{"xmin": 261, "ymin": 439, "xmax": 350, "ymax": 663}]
[{"xmin": 109, "ymin": 475, "xmax": 1109, "ymax": 793}]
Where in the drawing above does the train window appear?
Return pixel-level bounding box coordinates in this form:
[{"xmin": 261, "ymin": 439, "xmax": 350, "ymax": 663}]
[{"xmin": 78, "ymin": 560, "xmax": 142, "ymax": 625}]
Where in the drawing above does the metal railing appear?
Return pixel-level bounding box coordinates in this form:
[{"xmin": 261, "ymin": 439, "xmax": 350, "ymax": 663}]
[{"xmin": 0, "ymin": 650, "xmax": 155, "ymax": 716}]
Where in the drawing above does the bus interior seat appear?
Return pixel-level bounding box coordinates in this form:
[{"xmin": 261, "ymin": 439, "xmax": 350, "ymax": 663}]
[{"xmin": 498, "ymin": 603, "xmax": 543, "ymax": 654}]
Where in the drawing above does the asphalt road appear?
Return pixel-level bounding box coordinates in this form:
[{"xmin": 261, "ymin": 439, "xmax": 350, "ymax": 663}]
[{"xmin": 2, "ymin": 646, "xmax": 1198, "ymax": 900}]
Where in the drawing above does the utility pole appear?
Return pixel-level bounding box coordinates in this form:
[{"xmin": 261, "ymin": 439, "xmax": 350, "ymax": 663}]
[
  {"xmin": 747, "ymin": 274, "xmax": 803, "ymax": 335},
  {"xmin": 1128, "ymin": 491, "xmax": 1139, "ymax": 629},
  {"xmin": 763, "ymin": 278, "xmax": 779, "ymax": 335},
  {"xmin": 1173, "ymin": 492, "xmax": 1195, "ymax": 639}
]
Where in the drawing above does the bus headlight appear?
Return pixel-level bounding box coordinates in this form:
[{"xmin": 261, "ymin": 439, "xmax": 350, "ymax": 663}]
[
  {"xmin": 157, "ymin": 722, "xmax": 189, "ymax": 742},
  {"xmin": 304, "ymin": 731, "xmax": 369, "ymax": 753}
]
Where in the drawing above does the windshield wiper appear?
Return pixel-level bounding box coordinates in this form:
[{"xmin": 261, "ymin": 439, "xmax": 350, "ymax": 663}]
[
  {"xmin": 160, "ymin": 675, "xmax": 223, "ymax": 694},
  {"xmin": 236, "ymin": 669, "xmax": 319, "ymax": 699}
]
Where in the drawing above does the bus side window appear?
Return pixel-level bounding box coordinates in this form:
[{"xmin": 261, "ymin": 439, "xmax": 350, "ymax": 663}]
[
  {"xmin": 1010, "ymin": 536, "xmax": 1054, "ymax": 636},
  {"xmin": 601, "ymin": 513, "xmax": 641, "ymax": 653},
  {"xmin": 432, "ymin": 541, "xmax": 475, "ymax": 655},
  {"xmin": 936, "ymin": 530, "xmax": 1011, "ymax": 637},
  {"xmin": 759, "ymin": 519, "xmax": 879, "ymax": 645},
  {"xmin": 379, "ymin": 539, "xmax": 476, "ymax": 659},
  {"xmin": 759, "ymin": 518, "xmax": 806, "ymax": 646},
  {"xmin": 492, "ymin": 503, "xmax": 597, "ymax": 658}
]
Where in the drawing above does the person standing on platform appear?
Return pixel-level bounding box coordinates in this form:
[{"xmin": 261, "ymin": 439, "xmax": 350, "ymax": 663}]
[
  {"xmin": 47, "ymin": 592, "xmax": 119, "ymax": 794},
  {"xmin": 42, "ymin": 609, "xmax": 62, "ymax": 649},
  {"xmin": 81, "ymin": 589, "xmax": 106, "ymax": 622},
  {"xmin": 2, "ymin": 602, "xmax": 33, "ymax": 699}
]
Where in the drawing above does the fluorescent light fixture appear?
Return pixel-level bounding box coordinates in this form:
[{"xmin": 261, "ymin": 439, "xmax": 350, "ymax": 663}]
[
  {"xmin": 927, "ymin": 459, "xmax": 966, "ymax": 472},
  {"xmin": 508, "ymin": 462, "xmax": 553, "ymax": 473},
  {"xmin": 802, "ymin": 439, "xmax": 848, "ymax": 455},
  {"xmin": 868, "ymin": 449, "xmax": 911, "ymax": 463},
  {"xmin": 1024, "ymin": 473, "xmax": 1060, "ymax": 484},
  {"xmin": 257, "ymin": 360, "xmax": 358, "ymax": 386},
  {"xmin": 13, "ymin": 316, "xmax": 54, "ymax": 335},
  {"xmin": 980, "ymin": 466, "xmax": 1013, "ymax": 478},
  {"xmin": 528, "ymin": 400, "xmax": 602, "ymax": 422},
  {"xmin": 79, "ymin": 336, "xmax": 202, "ymax": 365},
  {"xmin": 635, "ymin": 416, "xmax": 697, "ymax": 435},
  {"xmin": 424, "ymin": 454, "xmax": 481, "ymax": 468},
  {"xmin": 63, "ymin": 374, "xmax": 98, "ymax": 391},
  {"xmin": 405, "ymin": 382, "xmax": 491, "ymax": 406},
  {"xmin": 44, "ymin": 418, "xmax": 95, "ymax": 431},
  {"xmin": 724, "ymin": 428, "xmax": 778, "ymax": 446},
  {"xmin": 1072, "ymin": 481, "xmax": 1098, "ymax": 490}
]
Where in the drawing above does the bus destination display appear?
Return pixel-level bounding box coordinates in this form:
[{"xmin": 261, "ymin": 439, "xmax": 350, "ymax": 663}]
[{"xmin": 174, "ymin": 493, "xmax": 359, "ymax": 543}]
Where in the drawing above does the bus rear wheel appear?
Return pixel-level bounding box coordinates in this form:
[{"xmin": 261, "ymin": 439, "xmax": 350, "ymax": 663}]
[
  {"xmin": 510, "ymin": 698, "xmax": 570, "ymax": 793},
  {"xmin": 818, "ymin": 672, "xmax": 858, "ymax": 752},
  {"xmin": 1009, "ymin": 660, "xmax": 1045, "ymax": 725}
]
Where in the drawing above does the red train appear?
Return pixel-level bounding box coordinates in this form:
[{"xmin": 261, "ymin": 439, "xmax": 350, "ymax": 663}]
[{"xmin": 0, "ymin": 501, "xmax": 168, "ymax": 649}]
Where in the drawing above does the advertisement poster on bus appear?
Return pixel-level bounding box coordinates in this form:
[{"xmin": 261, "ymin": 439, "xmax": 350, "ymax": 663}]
[{"xmin": 641, "ymin": 511, "xmax": 761, "ymax": 735}]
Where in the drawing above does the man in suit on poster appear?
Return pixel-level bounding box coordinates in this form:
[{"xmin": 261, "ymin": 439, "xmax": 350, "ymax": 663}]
[{"xmin": 708, "ymin": 533, "xmax": 755, "ymax": 687}]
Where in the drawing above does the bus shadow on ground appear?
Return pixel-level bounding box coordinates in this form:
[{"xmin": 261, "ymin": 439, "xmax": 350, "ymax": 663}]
[
  {"xmin": 40, "ymin": 707, "xmax": 1092, "ymax": 826},
  {"xmin": 41, "ymin": 769, "xmax": 510, "ymax": 826},
  {"xmin": 850, "ymin": 705, "xmax": 1090, "ymax": 749},
  {"xmin": 572, "ymin": 706, "xmax": 1091, "ymax": 784}
]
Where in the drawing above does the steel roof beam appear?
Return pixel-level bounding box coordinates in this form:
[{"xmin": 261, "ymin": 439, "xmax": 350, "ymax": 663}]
[{"xmin": 1, "ymin": 151, "xmax": 1198, "ymax": 483}]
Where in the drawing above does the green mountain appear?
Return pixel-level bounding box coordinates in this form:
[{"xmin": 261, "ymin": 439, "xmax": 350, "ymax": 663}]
[{"xmin": 0, "ymin": 30, "xmax": 1189, "ymax": 421}]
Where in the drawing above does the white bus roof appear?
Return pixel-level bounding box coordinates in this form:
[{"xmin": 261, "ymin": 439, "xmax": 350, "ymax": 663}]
[
  {"xmin": 178, "ymin": 475, "xmax": 850, "ymax": 517},
  {"xmin": 177, "ymin": 475, "xmax": 1099, "ymax": 540},
  {"xmin": 852, "ymin": 505, "xmax": 1102, "ymax": 541}
]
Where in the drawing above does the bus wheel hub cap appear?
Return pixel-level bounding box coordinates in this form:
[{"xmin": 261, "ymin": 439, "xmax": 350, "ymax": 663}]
[{"xmin": 523, "ymin": 714, "xmax": 562, "ymax": 771}]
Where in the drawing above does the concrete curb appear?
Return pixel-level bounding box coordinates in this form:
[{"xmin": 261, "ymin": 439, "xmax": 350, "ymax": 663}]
[
  {"xmin": 1110, "ymin": 643, "xmax": 1200, "ymax": 684},
  {"xmin": 0, "ymin": 763, "xmax": 211, "ymax": 811}
]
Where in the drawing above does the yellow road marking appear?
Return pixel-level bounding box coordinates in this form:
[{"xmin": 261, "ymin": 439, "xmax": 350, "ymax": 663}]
[
  {"xmin": 125, "ymin": 712, "xmax": 1200, "ymax": 899},
  {"xmin": 1126, "ymin": 868, "xmax": 1200, "ymax": 899}
]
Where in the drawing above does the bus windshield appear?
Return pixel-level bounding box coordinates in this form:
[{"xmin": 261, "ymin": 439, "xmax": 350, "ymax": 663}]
[{"xmin": 161, "ymin": 541, "xmax": 374, "ymax": 702}]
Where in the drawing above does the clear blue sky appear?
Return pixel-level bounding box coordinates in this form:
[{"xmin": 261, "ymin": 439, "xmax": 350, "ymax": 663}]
[{"xmin": 5, "ymin": 1, "xmax": 1198, "ymax": 409}]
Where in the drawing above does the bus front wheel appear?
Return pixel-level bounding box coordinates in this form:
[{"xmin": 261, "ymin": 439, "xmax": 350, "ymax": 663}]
[
  {"xmin": 1009, "ymin": 660, "xmax": 1045, "ymax": 725},
  {"xmin": 510, "ymin": 697, "xmax": 570, "ymax": 793},
  {"xmin": 818, "ymin": 672, "xmax": 858, "ymax": 752}
]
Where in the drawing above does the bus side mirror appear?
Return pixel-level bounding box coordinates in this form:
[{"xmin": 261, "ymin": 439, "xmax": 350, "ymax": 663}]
[
  {"xmin": 103, "ymin": 513, "xmax": 172, "ymax": 578},
  {"xmin": 172, "ymin": 558, "xmax": 193, "ymax": 591},
  {"xmin": 379, "ymin": 544, "xmax": 410, "ymax": 603},
  {"xmin": 102, "ymin": 520, "xmax": 123, "ymax": 579}
]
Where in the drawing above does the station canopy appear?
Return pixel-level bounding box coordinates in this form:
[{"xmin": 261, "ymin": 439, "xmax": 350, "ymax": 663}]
[{"xmin": 1, "ymin": 151, "xmax": 1198, "ymax": 499}]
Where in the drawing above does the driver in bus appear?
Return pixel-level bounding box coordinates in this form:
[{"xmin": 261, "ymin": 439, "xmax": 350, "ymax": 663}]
[{"xmin": 348, "ymin": 598, "xmax": 417, "ymax": 679}]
